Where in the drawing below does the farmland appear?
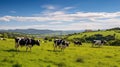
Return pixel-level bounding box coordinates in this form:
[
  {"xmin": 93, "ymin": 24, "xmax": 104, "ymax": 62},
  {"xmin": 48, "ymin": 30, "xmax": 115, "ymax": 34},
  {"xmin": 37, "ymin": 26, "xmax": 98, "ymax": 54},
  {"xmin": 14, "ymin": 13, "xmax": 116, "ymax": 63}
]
[
  {"xmin": 1, "ymin": 0, "xmax": 120, "ymax": 67},
  {"xmin": 0, "ymin": 30, "xmax": 120, "ymax": 67}
]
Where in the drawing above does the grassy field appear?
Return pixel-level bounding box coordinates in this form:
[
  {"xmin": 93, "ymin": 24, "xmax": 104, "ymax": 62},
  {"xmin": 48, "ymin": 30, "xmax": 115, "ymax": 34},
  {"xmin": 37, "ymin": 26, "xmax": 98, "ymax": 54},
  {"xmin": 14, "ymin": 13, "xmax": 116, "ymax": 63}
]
[
  {"xmin": 0, "ymin": 38, "xmax": 120, "ymax": 67},
  {"xmin": 67, "ymin": 30, "xmax": 120, "ymax": 40}
]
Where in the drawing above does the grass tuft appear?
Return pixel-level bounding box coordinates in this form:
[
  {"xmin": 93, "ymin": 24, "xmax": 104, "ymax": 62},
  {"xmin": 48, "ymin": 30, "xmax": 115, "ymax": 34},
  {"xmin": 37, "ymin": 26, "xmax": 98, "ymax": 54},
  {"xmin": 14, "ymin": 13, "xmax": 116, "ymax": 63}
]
[
  {"xmin": 12, "ymin": 62, "xmax": 22, "ymax": 67},
  {"xmin": 105, "ymin": 55, "xmax": 113, "ymax": 58},
  {"xmin": 2, "ymin": 58, "xmax": 8, "ymax": 62},
  {"xmin": 76, "ymin": 57, "xmax": 84, "ymax": 63},
  {"xmin": 47, "ymin": 65, "xmax": 51, "ymax": 67},
  {"xmin": 57, "ymin": 62, "xmax": 66, "ymax": 67}
]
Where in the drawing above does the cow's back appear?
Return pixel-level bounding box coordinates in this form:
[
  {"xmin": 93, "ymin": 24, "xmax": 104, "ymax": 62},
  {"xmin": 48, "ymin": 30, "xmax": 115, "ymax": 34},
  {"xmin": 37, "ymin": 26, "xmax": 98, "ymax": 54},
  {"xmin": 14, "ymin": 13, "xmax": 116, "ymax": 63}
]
[{"xmin": 19, "ymin": 39, "xmax": 26, "ymax": 46}]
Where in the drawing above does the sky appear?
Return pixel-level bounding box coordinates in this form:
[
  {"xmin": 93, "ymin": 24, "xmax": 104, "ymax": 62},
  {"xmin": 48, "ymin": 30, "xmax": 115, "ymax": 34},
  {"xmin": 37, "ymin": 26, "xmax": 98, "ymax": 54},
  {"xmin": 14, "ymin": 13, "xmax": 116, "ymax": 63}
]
[{"xmin": 0, "ymin": 0, "xmax": 120, "ymax": 30}]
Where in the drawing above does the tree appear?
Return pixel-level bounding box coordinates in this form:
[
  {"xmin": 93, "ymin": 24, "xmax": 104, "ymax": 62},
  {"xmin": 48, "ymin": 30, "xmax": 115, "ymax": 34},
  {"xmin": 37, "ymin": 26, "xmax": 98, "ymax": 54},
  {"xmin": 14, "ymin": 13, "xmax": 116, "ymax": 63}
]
[{"xmin": 3, "ymin": 33, "xmax": 8, "ymax": 38}]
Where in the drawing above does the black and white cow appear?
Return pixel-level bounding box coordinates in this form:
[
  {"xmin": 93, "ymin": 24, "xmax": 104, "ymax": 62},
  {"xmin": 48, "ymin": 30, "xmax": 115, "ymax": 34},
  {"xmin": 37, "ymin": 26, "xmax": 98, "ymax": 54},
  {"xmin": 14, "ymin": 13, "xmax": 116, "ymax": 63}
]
[
  {"xmin": 74, "ymin": 41, "xmax": 82, "ymax": 46},
  {"xmin": 0, "ymin": 38, "xmax": 6, "ymax": 40},
  {"xmin": 92, "ymin": 40, "xmax": 107, "ymax": 47},
  {"xmin": 54, "ymin": 39, "xmax": 70, "ymax": 51},
  {"xmin": 15, "ymin": 37, "xmax": 40, "ymax": 51}
]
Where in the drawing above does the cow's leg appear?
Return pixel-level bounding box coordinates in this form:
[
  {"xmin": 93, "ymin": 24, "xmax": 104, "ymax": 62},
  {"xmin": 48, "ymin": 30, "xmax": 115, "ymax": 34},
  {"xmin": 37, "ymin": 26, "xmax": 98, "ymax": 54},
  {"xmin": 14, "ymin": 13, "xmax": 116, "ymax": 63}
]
[
  {"xmin": 53, "ymin": 44, "xmax": 55, "ymax": 51},
  {"xmin": 54, "ymin": 44, "xmax": 57, "ymax": 51},
  {"xmin": 94, "ymin": 44, "xmax": 96, "ymax": 47},
  {"xmin": 59, "ymin": 45, "xmax": 61, "ymax": 48},
  {"xmin": 101, "ymin": 43, "xmax": 103, "ymax": 47},
  {"xmin": 60, "ymin": 45, "xmax": 63, "ymax": 51},
  {"xmin": 26, "ymin": 46, "xmax": 28, "ymax": 51},
  {"xmin": 59, "ymin": 45, "xmax": 63, "ymax": 51},
  {"xmin": 61, "ymin": 45, "xmax": 66, "ymax": 51},
  {"xmin": 98, "ymin": 44, "xmax": 101, "ymax": 47},
  {"xmin": 92, "ymin": 44, "xmax": 94, "ymax": 47},
  {"xmin": 61, "ymin": 45, "xmax": 63, "ymax": 51},
  {"xmin": 74, "ymin": 44, "xmax": 76, "ymax": 46},
  {"xmin": 97, "ymin": 42, "xmax": 101, "ymax": 47},
  {"xmin": 99, "ymin": 43, "xmax": 103, "ymax": 47},
  {"xmin": 29, "ymin": 45, "xmax": 32, "ymax": 51},
  {"xmin": 15, "ymin": 44, "xmax": 19, "ymax": 51}
]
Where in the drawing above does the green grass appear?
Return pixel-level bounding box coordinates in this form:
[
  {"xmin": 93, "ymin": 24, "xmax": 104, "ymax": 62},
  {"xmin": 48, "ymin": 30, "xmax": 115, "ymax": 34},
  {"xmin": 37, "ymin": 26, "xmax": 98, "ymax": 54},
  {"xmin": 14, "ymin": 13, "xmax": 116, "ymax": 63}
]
[
  {"xmin": 67, "ymin": 30, "xmax": 120, "ymax": 40},
  {"xmin": 0, "ymin": 34, "xmax": 2, "ymax": 37},
  {"xmin": 0, "ymin": 39, "xmax": 120, "ymax": 67}
]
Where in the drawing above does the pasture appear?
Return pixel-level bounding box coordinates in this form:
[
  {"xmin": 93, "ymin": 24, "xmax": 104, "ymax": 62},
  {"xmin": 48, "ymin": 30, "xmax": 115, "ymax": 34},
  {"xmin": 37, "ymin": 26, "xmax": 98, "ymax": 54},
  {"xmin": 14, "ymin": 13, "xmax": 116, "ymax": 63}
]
[
  {"xmin": 0, "ymin": 39, "xmax": 120, "ymax": 67},
  {"xmin": 67, "ymin": 30, "xmax": 120, "ymax": 40}
]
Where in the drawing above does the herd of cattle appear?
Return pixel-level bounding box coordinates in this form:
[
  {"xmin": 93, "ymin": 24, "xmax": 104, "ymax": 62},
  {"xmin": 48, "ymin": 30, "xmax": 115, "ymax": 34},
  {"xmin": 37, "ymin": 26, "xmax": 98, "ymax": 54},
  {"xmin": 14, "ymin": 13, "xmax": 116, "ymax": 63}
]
[{"xmin": 14, "ymin": 37, "xmax": 107, "ymax": 51}]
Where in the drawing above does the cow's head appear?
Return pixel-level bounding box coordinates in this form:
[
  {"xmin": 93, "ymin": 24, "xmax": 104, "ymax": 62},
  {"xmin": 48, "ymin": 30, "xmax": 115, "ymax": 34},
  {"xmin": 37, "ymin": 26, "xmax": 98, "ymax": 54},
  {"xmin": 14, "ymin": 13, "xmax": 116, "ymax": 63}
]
[
  {"xmin": 66, "ymin": 41, "xmax": 70, "ymax": 47},
  {"xmin": 103, "ymin": 40, "xmax": 107, "ymax": 44},
  {"xmin": 35, "ymin": 40, "xmax": 40, "ymax": 46}
]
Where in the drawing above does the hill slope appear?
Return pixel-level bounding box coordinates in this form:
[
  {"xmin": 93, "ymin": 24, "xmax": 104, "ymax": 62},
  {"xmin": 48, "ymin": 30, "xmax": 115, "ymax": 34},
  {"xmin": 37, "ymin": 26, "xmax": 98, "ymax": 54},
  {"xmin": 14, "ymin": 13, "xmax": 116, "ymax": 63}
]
[{"xmin": 67, "ymin": 30, "xmax": 120, "ymax": 41}]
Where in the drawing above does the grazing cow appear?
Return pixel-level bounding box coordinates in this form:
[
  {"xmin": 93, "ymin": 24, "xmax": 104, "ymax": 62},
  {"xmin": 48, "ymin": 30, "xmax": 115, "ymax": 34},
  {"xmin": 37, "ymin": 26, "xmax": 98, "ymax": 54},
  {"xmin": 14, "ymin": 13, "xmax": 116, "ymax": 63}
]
[
  {"xmin": 92, "ymin": 40, "xmax": 107, "ymax": 47},
  {"xmin": 15, "ymin": 37, "xmax": 40, "ymax": 51},
  {"xmin": 74, "ymin": 41, "xmax": 82, "ymax": 46},
  {"xmin": 0, "ymin": 38, "xmax": 6, "ymax": 40},
  {"xmin": 54, "ymin": 39, "xmax": 70, "ymax": 51}
]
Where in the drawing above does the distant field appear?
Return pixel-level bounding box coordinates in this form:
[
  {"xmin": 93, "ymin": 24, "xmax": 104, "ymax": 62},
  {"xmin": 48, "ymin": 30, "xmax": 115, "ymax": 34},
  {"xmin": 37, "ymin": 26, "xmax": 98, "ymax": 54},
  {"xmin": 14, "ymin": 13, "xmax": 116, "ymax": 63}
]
[
  {"xmin": 67, "ymin": 30, "xmax": 120, "ymax": 40},
  {"xmin": 0, "ymin": 39, "xmax": 120, "ymax": 67}
]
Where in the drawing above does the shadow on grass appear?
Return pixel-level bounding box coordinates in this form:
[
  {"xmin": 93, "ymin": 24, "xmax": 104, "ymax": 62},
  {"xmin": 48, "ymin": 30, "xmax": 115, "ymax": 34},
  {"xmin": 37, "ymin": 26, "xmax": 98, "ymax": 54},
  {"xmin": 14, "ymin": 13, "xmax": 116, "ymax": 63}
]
[
  {"xmin": 12, "ymin": 62, "xmax": 22, "ymax": 67},
  {"xmin": 91, "ymin": 47, "xmax": 103, "ymax": 48},
  {"xmin": 47, "ymin": 49, "xmax": 62, "ymax": 52},
  {"xmin": 3, "ymin": 49, "xmax": 31, "ymax": 52},
  {"xmin": 3, "ymin": 49, "xmax": 17, "ymax": 52},
  {"xmin": 76, "ymin": 57, "xmax": 84, "ymax": 63},
  {"xmin": 38, "ymin": 58, "xmax": 66, "ymax": 67}
]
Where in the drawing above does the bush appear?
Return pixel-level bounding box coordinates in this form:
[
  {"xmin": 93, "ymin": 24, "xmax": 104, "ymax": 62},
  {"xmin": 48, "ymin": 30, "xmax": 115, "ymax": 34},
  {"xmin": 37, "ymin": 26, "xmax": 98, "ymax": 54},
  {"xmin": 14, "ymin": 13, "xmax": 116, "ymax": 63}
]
[
  {"xmin": 85, "ymin": 34, "xmax": 115, "ymax": 43},
  {"xmin": 73, "ymin": 38, "xmax": 86, "ymax": 42},
  {"xmin": 105, "ymin": 35, "xmax": 115, "ymax": 41},
  {"xmin": 109, "ymin": 39, "xmax": 120, "ymax": 46},
  {"xmin": 85, "ymin": 34, "xmax": 105, "ymax": 42}
]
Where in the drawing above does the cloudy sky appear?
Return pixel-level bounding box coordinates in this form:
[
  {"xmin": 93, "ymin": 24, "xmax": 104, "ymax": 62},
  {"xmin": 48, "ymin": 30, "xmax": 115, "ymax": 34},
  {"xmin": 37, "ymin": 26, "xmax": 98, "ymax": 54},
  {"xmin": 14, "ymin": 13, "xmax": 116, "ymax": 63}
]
[{"xmin": 0, "ymin": 0, "xmax": 120, "ymax": 30}]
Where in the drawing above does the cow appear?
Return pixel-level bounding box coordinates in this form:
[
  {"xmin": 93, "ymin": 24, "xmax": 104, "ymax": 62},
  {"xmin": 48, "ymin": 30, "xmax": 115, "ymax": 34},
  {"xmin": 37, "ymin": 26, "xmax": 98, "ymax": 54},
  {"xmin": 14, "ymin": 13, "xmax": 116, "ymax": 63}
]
[
  {"xmin": 92, "ymin": 40, "xmax": 107, "ymax": 47},
  {"xmin": 54, "ymin": 39, "xmax": 70, "ymax": 51},
  {"xmin": 0, "ymin": 38, "xmax": 6, "ymax": 40},
  {"xmin": 15, "ymin": 37, "xmax": 40, "ymax": 51},
  {"xmin": 74, "ymin": 41, "xmax": 82, "ymax": 46}
]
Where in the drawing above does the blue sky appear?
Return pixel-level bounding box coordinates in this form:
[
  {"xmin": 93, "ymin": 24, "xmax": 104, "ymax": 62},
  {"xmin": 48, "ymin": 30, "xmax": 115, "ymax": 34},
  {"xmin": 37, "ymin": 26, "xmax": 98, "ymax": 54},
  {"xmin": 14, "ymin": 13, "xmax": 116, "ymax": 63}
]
[{"xmin": 0, "ymin": 0, "xmax": 120, "ymax": 30}]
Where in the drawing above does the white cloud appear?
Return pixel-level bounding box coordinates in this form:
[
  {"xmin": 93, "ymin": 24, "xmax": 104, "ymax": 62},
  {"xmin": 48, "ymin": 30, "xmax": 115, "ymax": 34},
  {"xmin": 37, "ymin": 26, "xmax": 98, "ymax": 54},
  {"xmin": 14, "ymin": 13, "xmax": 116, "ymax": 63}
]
[
  {"xmin": 10, "ymin": 10, "xmax": 16, "ymax": 13},
  {"xmin": 0, "ymin": 16, "xmax": 14, "ymax": 22},
  {"xmin": 1, "ymin": 11, "xmax": 120, "ymax": 22},
  {"xmin": 42, "ymin": 5, "xmax": 56, "ymax": 10},
  {"xmin": 42, "ymin": 11, "xmax": 65, "ymax": 16},
  {"xmin": 49, "ymin": 22, "xmax": 63, "ymax": 24},
  {"xmin": 1, "ymin": 7, "xmax": 120, "ymax": 30},
  {"xmin": 63, "ymin": 7, "xmax": 74, "ymax": 10}
]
